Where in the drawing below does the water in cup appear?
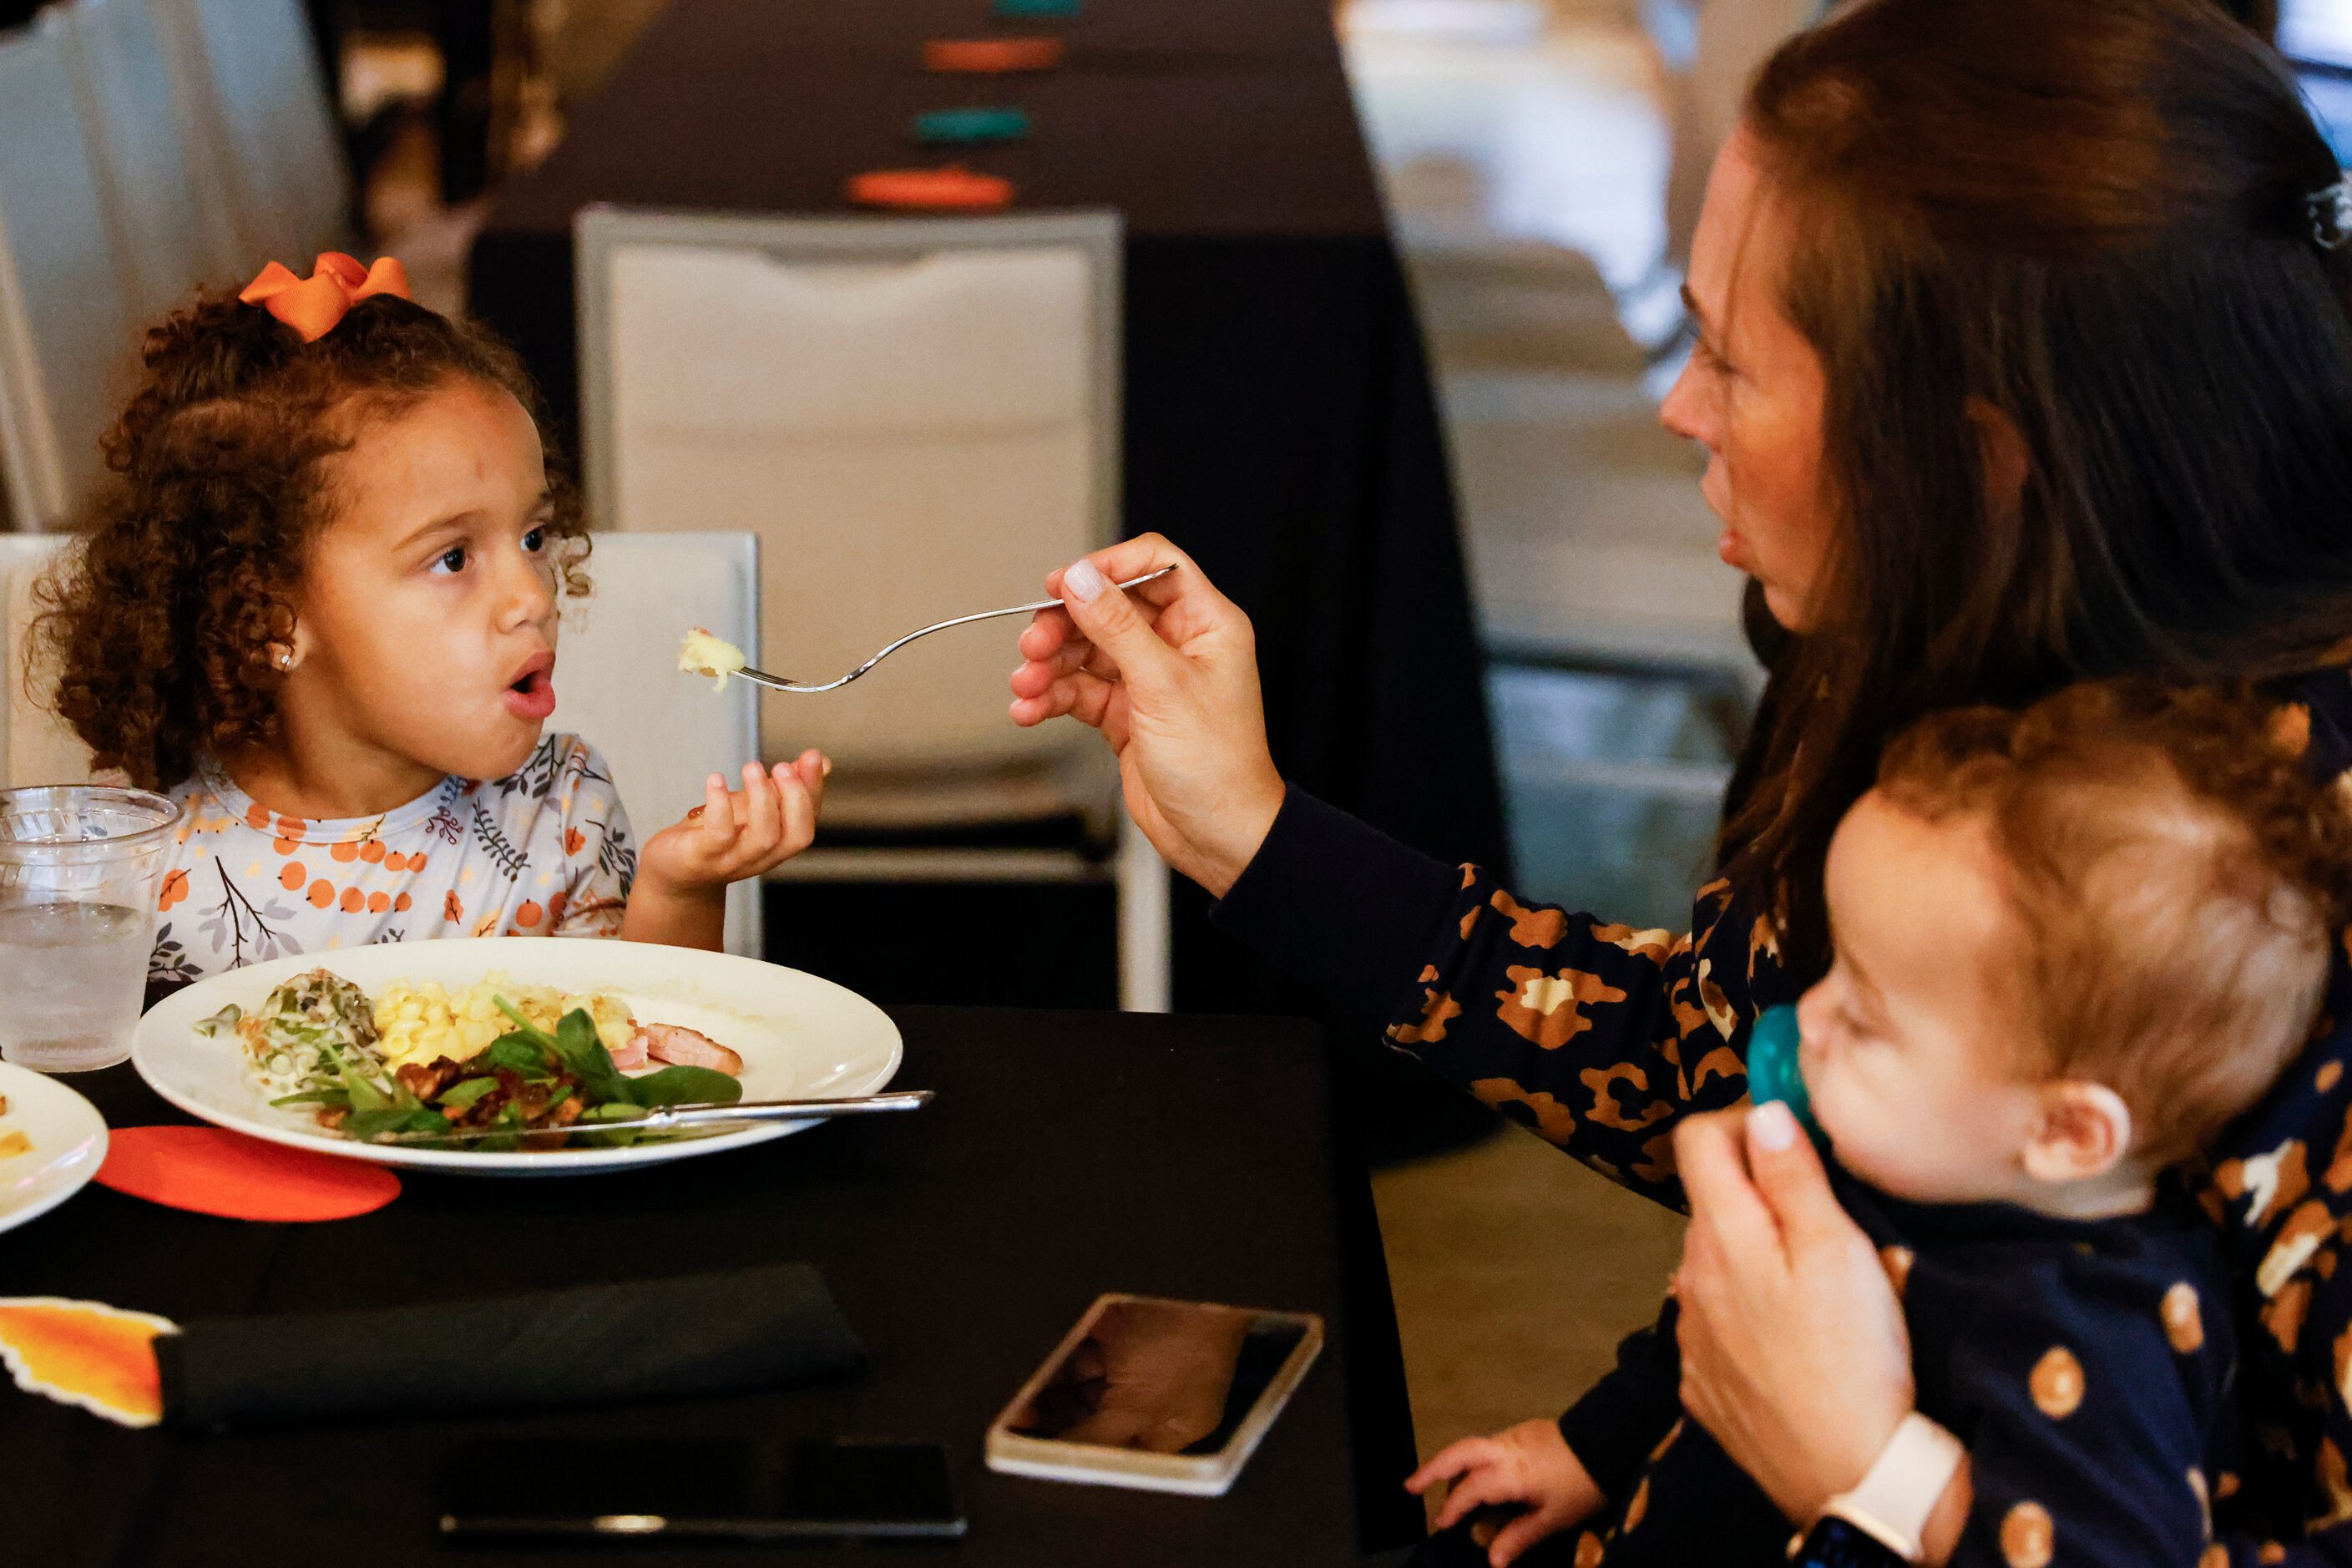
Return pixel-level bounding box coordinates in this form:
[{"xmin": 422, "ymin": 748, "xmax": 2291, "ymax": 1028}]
[
  {"xmin": 0, "ymin": 903, "xmax": 151, "ymax": 1072},
  {"xmin": 0, "ymin": 786, "xmax": 180, "ymax": 1072}
]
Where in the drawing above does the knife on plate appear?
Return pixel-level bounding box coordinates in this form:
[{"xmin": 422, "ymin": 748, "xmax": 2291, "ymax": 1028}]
[{"xmin": 349, "ymin": 1090, "xmax": 934, "ymax": 1146}]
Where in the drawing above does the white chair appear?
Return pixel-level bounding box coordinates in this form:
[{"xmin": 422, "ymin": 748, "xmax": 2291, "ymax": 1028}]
[
  {"xmin": 0, "ymin": 10, "xmax": 147, "ymax": 529},
  {"xmin": 149, "ymin": 0, "xmax": 349, "ymax": 267},
  {"xmin": 575, "ymin": 207, "xmax": 1171, "ymax": 1011},
  {"xmin": 543, "ymin": 531, "xmax": 765, "ymax": 959},
  {"xmin": 62, "ymin": 0, "xmax": 245, "ymax": 321},
  {"xmin": 1, "ymin": 531, "xmax": 767, "ymax": 959}
]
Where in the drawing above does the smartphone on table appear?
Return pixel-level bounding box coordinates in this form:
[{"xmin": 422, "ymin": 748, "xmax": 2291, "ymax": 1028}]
[
  {"xmin": 984, "ymin": 1292, "xmax": 1324, "ymax": 1497},
  {"xmin": 434, "ymin": 1436, "xmax": 964, "ymax": 1541}
]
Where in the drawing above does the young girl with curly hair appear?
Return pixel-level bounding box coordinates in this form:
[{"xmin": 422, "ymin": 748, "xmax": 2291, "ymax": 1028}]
[{"xmin": 34, "ymin": 255, "xmax": 823, "ymax": 984}]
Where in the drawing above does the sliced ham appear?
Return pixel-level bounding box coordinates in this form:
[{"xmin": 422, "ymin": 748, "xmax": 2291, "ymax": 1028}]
[
  {"xmin": 633, "ymin": 1022, "xmax": 742, "ymax": 1075},
  {"xmin": 607, "ymin": 1032, "xmax": 649, "ymax": 1070}
]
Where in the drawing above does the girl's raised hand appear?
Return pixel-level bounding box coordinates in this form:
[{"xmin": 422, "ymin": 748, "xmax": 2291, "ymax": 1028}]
[
  {"xmin": 643, "ymin": 751, "xmax": 828, "ymax": 891},
  {"xmin": 623, "ymin": 751, "xmax": 827, "ymax": 952}
]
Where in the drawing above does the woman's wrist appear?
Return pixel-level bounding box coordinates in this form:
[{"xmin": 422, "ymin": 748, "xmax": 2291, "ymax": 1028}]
[
  {"xmin": 1191, "ymin": 771, "xmax": 1287, "ymax": 899},
  {"xmin": 1801, "ymin": 1414, "xmax": 1968, "ymax": 1565}
]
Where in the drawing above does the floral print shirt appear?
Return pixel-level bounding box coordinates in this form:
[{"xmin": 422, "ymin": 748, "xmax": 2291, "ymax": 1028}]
[
  {"xmin": 147, "ymin": 734, "xmax": 636, "ymax": 985},
  {"xmin": 1211, "ymin": 665, "xmax": 2352, "ymax": 1562}
]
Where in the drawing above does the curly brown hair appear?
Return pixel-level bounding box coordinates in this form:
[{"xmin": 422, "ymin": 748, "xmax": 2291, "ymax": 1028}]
[
  {"xmin": 31, "ymin": 286, "xmax": 589, "ymax": 791},
  {"xmin": 1876, "ymin": 679, "xmax": 2352, "ymax": 1164}
]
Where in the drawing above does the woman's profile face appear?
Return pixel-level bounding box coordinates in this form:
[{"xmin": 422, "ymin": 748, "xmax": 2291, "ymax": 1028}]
[{"xmin": 1660, "ymin": 128, "xmax": 1834, "ymax": 633}]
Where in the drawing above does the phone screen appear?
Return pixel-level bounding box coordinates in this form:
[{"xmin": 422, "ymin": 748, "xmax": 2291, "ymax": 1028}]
[
  {"xmin": 1004, "ymin": 1298, "xmax": 1311, "ymax": 1455},
  {"xmin": 435, "ymin": 1438, "xmax": 963, "ymax": 1540}
]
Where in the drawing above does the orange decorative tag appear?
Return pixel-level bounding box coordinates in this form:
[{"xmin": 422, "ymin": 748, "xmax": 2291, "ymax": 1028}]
[
  {"xmin": 923, "ymin": 37, "xmax": 1065, "ymax": 73},
  {"xmin": 99, "ymin": 1126, "xmax": 401, "ymax": 1222},
  {"xmin": 0, "ymin": 1297, "xmax": 174, "ymax": 1428},
  {"xmin": 847, "ymin": 168, "xmax": 1017, "ymax": 211}
]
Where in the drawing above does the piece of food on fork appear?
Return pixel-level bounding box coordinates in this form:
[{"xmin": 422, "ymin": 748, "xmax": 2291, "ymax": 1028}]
[{"xmin": 679, "ymin": 627, "xmax": 747, "ymax": 690}]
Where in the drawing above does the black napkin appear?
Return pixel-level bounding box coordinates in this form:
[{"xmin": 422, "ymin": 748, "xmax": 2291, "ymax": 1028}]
[{"xmin": 154, "ymin": 1263, "xmax": 863, "ymax": 1431}]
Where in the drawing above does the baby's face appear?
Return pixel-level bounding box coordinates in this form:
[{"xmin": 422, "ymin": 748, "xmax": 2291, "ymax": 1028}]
[
  {"xmin": 291, "ymin": 378, "xmax": 562, "ymax": 787},
  {"xmin": 1795, "ymin": 791, "xmax": 2051, "ymax": 1204}
]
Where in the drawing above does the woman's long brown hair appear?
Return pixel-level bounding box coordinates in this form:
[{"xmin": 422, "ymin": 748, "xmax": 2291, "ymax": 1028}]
[{"xmin": 1724, "ymin": 0, "xmax": 2352, "ymax": 977}]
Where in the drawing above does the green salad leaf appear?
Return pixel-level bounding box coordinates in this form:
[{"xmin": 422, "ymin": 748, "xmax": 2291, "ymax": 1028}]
[
  {"xmin": 550, "ymin": 1008, "xmax": 632, "ymax": 1105},
  {"xmin": 435, "ymin": 1076, "xmax": 502, "ymax": 1112},
  {"xmin": 346, "ymin": 1105, "xmax": 450, "ymax": 1139},
  {"xmin": 625, "ymin": 1065, "xmax": 743, "ymax": 1109},
  {"xmin": 473, "ymin": 1034, "xmax": 554, "ymax": 1077}
]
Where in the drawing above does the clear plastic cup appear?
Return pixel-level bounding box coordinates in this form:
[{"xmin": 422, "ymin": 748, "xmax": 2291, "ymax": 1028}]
[{"xmin": 0, "ymin": 787, "xmax": 182, "ymax": 1073}]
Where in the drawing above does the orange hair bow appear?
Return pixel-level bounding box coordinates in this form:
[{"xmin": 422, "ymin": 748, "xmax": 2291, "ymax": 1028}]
[{"xmin": 238, "ymin": 252, "xmax": 412, "ymax": 342}]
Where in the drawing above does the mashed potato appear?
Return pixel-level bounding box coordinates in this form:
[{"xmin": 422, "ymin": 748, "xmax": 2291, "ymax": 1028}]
[
  {"xmin": 372, "ymin": 972, "xmax": 635, "ymax": 1069},
  {"xmin": 679, "ymin": 627, "xmax": 747, "ymax": 690}
]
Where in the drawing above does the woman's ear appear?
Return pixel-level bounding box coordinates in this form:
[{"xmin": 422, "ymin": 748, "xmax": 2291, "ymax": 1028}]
[
  {"xmin": 2019, "ymin": 1081, "xmax": 2133, "ymax": 1185},
  {"xmin": 1965, "ymin": 397, "xmax": 2031, "ymax": 519}
]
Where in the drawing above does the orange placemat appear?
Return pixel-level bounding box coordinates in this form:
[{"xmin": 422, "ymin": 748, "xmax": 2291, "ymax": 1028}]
[
  {"xmin": 98, "ymin": 1126, "xmax": 400, "ymax": 1222},
  {"xmin": 847, "ymin": 168, "xmax": 1016, "ymax": 211},
  {"xmin": 923, "ymin": 37, "xmax": 1065, "ymax": 73},
  {"xmin": 0, "ymin": 1297, "xmax": 172, "ymax": 1427}
]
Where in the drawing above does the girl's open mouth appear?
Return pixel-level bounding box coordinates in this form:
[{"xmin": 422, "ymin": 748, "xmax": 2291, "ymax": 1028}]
[{"xmin": 503, "ymin": 657, "xmax": 557, "ymax": 721}]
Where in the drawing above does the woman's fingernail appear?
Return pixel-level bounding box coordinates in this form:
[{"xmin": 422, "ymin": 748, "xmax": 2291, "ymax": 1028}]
[
  {"xmin": 819, "ymin": 755, "xmax": 832, "ymax": 777},
  {"xmin": 1065, "ymin": 559, "xmax": 1108, "ymax": 603},
  {"xmin": 1748, "ymin": 1100, "xmax": 1799, "ymax": 1152},
  {"xmin": 708, "ymin": 773, "xmax": 726, "ymax": 790}
]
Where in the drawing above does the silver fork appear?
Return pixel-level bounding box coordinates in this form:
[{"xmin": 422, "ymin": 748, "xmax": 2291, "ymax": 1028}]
[{"xmin": 721, "ymin": 564, "xmax": 1177, "ymax": 694}]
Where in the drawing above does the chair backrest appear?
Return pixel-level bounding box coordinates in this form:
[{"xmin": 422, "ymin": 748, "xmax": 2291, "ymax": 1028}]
[
  {"xmin": 150, "ymin": 0, "xmax": 348, "ymax": 266},
  {"xmin": 0, "ymin": 533, "xmax": 763, "ymax": 958},
  {"xmin": 544, "ymin": 531, "xmax": 764, "ymax": 958},
  {"xmin": 0, "ymin": 10, "xmax": 146, "ymax": 529},
  {"xmin": 63, "ymin": 0, "xmax": 244, "ymax": 320},
  {"xmin": 576, "ymin": 208, "xmax": 1121, "ymax": 787}
]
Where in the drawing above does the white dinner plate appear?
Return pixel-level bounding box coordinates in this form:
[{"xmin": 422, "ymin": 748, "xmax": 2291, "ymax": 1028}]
[
  {"xmin": 0, "ymin": 1061, "xmax": 108, "ymax": 1233},
  {"xmin": 133, "ymin": 938, "xmax": 902, "ymax": 1177}
]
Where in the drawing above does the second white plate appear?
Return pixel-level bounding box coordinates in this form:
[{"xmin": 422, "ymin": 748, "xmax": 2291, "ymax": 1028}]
[{"xmin": 0, "ymin": 1061, "xmax": 108, "ymax": 1234}]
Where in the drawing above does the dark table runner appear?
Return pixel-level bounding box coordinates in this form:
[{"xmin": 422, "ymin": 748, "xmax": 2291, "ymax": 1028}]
[
  {"xmin": 466, "ymin": 0, "xmax": 1510, "ymax": 1015},
  {"xmin": 0, "ymin": 1006, "xmax": 1422, "ymax": 1564}
]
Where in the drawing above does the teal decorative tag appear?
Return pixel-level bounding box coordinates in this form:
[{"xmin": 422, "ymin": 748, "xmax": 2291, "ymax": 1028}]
[{"xmin": 914, "ymin": 106, "xmax": 1033, "ymax": 144}]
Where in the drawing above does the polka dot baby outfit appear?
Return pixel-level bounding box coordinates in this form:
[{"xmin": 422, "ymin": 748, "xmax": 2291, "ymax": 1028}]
[
  {"xmin": 147, "ymin": 733, "xmax": 636, "ymax": 985},
  {"xmin": 1541, "ymin": 1169, "xmax": 2243, "ymax": 1567}
]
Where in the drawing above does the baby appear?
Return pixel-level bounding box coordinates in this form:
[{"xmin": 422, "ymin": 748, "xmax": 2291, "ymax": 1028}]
[
  {"xmin": 1411, "ymin": 680, "xmax": 2351, "ymax": 1566},
  {"xmin": 33, "ymin": 255, "xmax": 823, "ymax": 980}
]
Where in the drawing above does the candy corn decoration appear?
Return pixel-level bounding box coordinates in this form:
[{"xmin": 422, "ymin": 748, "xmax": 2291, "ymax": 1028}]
[{"xmin": 0, "ymin": 1297, "xmax": 175, "ymax": 1428}]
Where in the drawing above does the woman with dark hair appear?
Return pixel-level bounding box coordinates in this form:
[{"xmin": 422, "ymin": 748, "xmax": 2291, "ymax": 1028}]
[{"xmin": 1011, "ymin": 0, "xmax": 2352, "ymax": 1560}]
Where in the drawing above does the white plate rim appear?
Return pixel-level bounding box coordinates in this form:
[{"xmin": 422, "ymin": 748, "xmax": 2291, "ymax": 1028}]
[
  {"xmin": 130, "ymin": 939, "xmax": 901, "ymax": 1177},
  {"xmin": 0, "ymin": 1062, "xmax": 109, "ymax": 1235}
]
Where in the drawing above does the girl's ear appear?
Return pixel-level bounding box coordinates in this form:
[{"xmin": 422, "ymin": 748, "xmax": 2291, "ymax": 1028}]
[{"xmin": 2019, "ymin": 1081, "xmax": 2133, "ymax": 1185}]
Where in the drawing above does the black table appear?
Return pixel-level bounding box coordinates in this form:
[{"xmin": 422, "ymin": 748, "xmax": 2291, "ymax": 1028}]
[
  {"xmin": 0, "ymin": 1006, "xmax": 1423, "ymax": 1564},
  {"xmin": 465, "ymin": 0, "xmax": 1511, "ymax": 1016}
]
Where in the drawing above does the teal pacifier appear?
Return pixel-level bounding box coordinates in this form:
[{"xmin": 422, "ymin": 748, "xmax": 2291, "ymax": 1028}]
[{"xmin": 1746, "ymin": 1004, "xmax": 1828, "ymax": 1149}]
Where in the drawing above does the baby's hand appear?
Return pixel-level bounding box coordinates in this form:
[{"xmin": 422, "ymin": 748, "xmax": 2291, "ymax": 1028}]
[
  {"xmin": 1405, "ymin": 1419, "xmax": 1605, "ymax": 1568},
  {"xmin": 639, "ymin": 751, "xmax": 828, "ymax": 894}
]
